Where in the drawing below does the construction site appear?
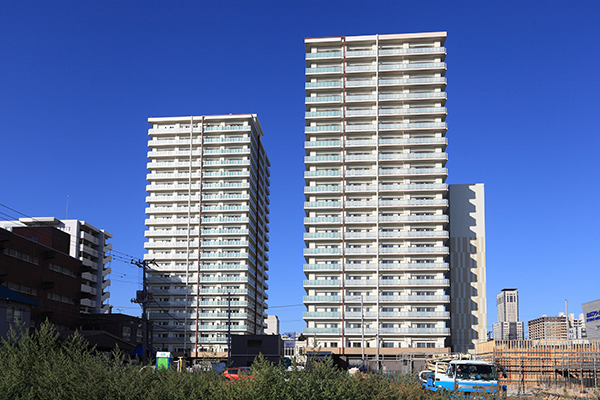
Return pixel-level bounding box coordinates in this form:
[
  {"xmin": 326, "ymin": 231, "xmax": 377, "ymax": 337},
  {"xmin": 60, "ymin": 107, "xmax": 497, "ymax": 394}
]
[{"xmin": 476, "ymin": 339, "xmax": 600, "ymax": 393}]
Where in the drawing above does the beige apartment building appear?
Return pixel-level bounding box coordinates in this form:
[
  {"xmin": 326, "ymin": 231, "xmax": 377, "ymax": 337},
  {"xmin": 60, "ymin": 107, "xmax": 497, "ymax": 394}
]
[{"xmin": 302, "ymin": 32, "xmax": 452, "ymax": 354}]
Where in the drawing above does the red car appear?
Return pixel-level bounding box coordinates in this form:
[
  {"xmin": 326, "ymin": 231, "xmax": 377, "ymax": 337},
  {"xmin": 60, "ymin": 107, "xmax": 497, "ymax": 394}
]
[{"xmin": 222, "ymin": 367, "xmax": 253, "ymax": 381}]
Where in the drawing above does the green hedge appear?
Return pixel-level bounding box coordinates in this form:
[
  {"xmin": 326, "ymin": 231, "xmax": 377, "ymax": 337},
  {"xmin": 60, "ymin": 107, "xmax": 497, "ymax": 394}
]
[{"xmin": 0, "ymin": 322, "xmax": 437, "ymax": 400}]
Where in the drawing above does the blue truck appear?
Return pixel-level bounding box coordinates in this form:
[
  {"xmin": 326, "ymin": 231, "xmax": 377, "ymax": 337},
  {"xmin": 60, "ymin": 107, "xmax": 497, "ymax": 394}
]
[{"xmin": 420, "ymin": 359, "xmax": 506, "ymax": 395}]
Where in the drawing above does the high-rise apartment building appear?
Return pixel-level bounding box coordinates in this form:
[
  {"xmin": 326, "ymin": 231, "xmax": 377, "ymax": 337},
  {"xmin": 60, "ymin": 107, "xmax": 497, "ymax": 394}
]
[
  {"xmin": 144, "ymin": 114, "xmax": 270, "ymax": 356},
  {"xmin": 0, "ymin": 217, "xmax": 112, "ymax": 314},
  {"xmin": 493, "ymin": 288, "xmax": 524, "ymax": 340},
  {"xmin": 528, "ymin": 315, "xmax": 568, "ymax": 340},
  {"xmin": 302, "ymin": 32, "xmax": 451, "ymax": 353}
]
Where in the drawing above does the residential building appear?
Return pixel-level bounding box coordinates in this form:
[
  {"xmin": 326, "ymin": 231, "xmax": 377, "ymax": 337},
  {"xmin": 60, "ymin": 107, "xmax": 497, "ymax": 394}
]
[
  {"xmin": 0, "ymin": 226, "xmax": 82, "ymax": 330},
  {"xmin": 448, "ymin": 183, "xmax": 487, "ymax": 352},
  {"xmin": 568, "ymin": 313, "xmax": 586, "ymax": 339},
  {"xmin": 493, "ymin": 288, "xmax": 524, "ymax": 340},
  {"xmin": 265, "ymin": 314, "xmax": 279, "ymax": 335},
  {"xmin": 0, "ymin": 217, "xmax": 112, "ymax": 314},
  {"xmin": 302, "ymin": 32, "xmax": 451, "ymax": 354},
  {"xmin": 528, "ymin": 315, "xmax": 568, "ymax": 340},
  {"xmin": 144, "ymin": 114, "xmax": 270, "ymax": 356}
]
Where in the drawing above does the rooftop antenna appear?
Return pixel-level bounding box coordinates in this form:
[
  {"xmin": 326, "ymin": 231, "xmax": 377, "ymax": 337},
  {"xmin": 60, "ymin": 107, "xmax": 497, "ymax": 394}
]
[{"xmin": 66, "ymin": 195, "xmax": 69, "ymax": 219}]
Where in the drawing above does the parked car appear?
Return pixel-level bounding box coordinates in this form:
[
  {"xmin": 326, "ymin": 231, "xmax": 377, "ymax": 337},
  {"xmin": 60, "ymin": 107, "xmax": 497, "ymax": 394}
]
[{"xmin": 222, "ymin": 367, "xmax": 253, "ymax": 381}]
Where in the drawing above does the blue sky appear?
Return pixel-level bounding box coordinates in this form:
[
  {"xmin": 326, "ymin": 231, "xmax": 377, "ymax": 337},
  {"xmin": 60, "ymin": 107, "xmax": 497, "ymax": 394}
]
[{"xmin": 1, "ymin": 0, "xmax": 599, "ymax": 335}]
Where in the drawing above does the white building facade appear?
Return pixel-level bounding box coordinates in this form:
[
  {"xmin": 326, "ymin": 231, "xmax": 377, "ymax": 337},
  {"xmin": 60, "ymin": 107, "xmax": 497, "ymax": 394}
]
[
  {"xmin": 144, "ymin": 114, "xmax": 270, "ymax": 355},
  {"xmin": 448, "ymin": 184, "xmax": 487, "ymax": 353},
  {"xmin": 0, "ymin": 217, "xmax": 112, "ymax": 314},
  {"xmin": 302, "ymin": 32, "xmax": 450, "ymax": 352}
]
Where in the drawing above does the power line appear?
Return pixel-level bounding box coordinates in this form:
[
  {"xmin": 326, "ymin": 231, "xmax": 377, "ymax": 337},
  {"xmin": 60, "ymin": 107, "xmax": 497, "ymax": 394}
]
[
  {"xmin": 0, "ymin": 202, "xmax": 140, "ymax": 265},
  {"xmin": 269, "ymin": 304, "xmax": 304, "ymax": 308}
]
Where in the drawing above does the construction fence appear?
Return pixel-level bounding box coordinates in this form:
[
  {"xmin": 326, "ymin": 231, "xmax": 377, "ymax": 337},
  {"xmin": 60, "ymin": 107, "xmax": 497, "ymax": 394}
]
[{"xmin": 476, "ymin": 339, "xmax": 600, "ymax": 391}]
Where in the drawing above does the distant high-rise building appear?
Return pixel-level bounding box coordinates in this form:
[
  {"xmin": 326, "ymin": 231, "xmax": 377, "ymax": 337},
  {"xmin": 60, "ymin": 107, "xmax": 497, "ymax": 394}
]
[
  {"xmin": 144, "ymin": 114, "xmax": 270, "ymax": 356},
  {"xmin": 528, "ymin": 315, "xmax": 567, "ymax": 340},
  {"xmin": 493, "ymin": 288, "xmax": 524, "ymax": 340},
  {"xmin": 528, "ymin": 313, "xmax": 586, "ymax": 340},
  {"xmin": 302, "ymin": 31, "xmax": 451, "ymax": 353},
  {"xmin": 568, "ymin": 313, "xmax": 586, "ymax": 339},
  {"xmin": 0, "ymin": 217, "xmax": 112, "ymax": 314}
]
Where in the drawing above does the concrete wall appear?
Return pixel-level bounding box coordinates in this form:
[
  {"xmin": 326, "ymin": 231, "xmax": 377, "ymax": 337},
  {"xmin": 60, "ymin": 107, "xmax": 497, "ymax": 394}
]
[{"xmin": 448, "ymin": 184, "xmax": 487, "ymax": 353}]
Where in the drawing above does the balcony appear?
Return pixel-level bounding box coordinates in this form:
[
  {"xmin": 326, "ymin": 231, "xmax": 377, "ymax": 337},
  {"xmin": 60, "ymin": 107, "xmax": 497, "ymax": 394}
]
[
  {"xmin": 304, "ymin": 140, "xmax": 342, "ymax": 148},
  {"xmin": 305, "ymin": 125, "xmax": 342, "ymax": 133},
  {"xmin": 379, "ymin": 278, "xmax": 449, "ymax": 286},
  {"xmin": 379, "ymin": 137, "xmax": 447, "ymax": 146},
  {"xmin": 304, "ymin": 201, "xmax": 343, "ymax": 209},
  {"xmin": 378, "ymin": 62, "xmax": 446, "ymax": 72},
  {"xmin": 305, "ymin": 81, "xmax": 342, "ymax": 89},
  {"xmin": 303, "ymin": 279, "xmax": 342, "ymax": 287},
  {"xmin": 303, "ymin": 264, "xmax": 342, "ymax": 271},
  {"xmin": 379, "ymin": 295, "xmax": 449, "ymax": 303},
  {"xmin": 304, "ymin": 155, "xmax": 342, "ymax": 163},
  {"xmin": 379, "ymin": 215, "xmax": 449, "ymax": 223},
  {"xmin": 303, "ymin": 248, "xmax": 342, "ymax": 256},
  {"xmin": 303, "ymin": 327, "xmax": 342, "ymax": 334},
  {"xmin": 303, "ymin": 217, "xmax": 341, "ymax": 224},
  {"xmin": 303, "ymin": 186, "xmax": 342, "ymax": 194},
  {"xmin": 378, "ymin": 77, "xmax": 446, "ymax": 86},
  {"xmin": 378, "ymin": 183, "xmax": 448, "ymax": 192},
  {"xmin": 378, "ymin": 47, "xmax": 445, "ymax": 56},
  {"xmin": 379, "ymin": 199, "xmax": 448, "ymax": 208},
  {"xmin": 305, "ymin": 96, "xmax": 342, "ymax": 104},
  {"xmin": 379, "ymin": 262, "xmax": 449, "ymax": 271},
  {"xmin": 305, "ymin": 111, "xmax": 343, "ymax": 118},
  {"xmin": 304, "ymin": 170, "xmax": 342, "ymax": 178},
  {"xmin": 80, "ymin": 231, "xmax": 100, "ymax": 246},
  {"xmin": 379, "ymin": 167, "xmax": 447, "ymax": 177},
  {"xmin": 303, "ymin": 311, "xmax": 342, "ymax": 318},
  {"xmin": 305, "ymin": 67, "xmax": 342, "ymax": 74},
  {"xmin": 380, "ymin": 311, "xmax": 450, "ymax": 319},
  {"xmin": 306, "ymin": 51, "xmax": 342, "ymax": 59},
  {"xmin": 303, "ymin": 296, "xmax": 342, "ymax": 303},
  {"xmin": 379, "ymin": 122, "xmax": 447, "ymax": 130}
]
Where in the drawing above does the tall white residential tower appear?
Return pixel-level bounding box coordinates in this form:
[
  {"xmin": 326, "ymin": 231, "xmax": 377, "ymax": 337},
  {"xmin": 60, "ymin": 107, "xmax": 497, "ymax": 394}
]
[
  {"xmin": 144, "ymin": 114, "xmax": 270, "ymax": 356},
  {"xmin": 302, "ymin": 32, "xmax": 450, "ymax": 354}
]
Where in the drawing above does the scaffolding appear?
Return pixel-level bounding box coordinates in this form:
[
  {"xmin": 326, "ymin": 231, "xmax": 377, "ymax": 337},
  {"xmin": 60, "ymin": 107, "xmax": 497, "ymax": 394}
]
[{"xmin": 476, "ymin": 340, "xmax": 600, "ymax": 392}]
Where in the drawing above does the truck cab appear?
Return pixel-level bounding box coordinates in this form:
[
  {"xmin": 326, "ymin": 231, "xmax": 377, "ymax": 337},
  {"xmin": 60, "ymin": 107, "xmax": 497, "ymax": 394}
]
[{"xmin": 421, "ymin": 360, "xmax": 504, "ymax": 395}]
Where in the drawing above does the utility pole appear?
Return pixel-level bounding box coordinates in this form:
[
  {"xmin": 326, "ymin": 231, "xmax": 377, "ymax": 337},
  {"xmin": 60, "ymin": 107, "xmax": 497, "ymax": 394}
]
[
  {"xmin": 227, "ymin": 292, "xmax": 231, "ymax": 366},
  {"xmin": 131, "ymin": 258, "xmax": 157, "ymax": 365},
  {"xmin": 360, "ymin": 295, "xmax": 365, "ymax": 364}
]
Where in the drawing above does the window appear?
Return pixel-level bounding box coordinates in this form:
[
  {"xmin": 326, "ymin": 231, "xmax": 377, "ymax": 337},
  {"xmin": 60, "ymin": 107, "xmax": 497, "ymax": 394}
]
[
  {"xmin": 415, "ymin": 323, "xmax": 435, "ymax": 328},
  {"xmin": 6, "ymin": 307, "xmax": 22, "ymax": 323},
  {"xmin": 122, "ymin": 327, "xmax": 131, "ymax": 341}
]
